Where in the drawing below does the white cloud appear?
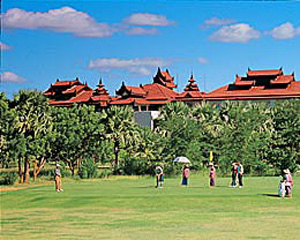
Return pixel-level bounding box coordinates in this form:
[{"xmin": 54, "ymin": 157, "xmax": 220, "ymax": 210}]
[
  {"xmin": 89, "ymin": 58, "xmax": 170, "ymax": 76},
  {"xmin": 200, "ymin": 17, "xmax": 236, "ymax": 30},
  {"xmin": 123, "ymin": 13, "xmax": 175, "ymax": 26},
  {"xmin": 0, "ymin": 71, "xmax": 26, "ymax": 82},
  {"xmin": 126, "ymin": 27, "xmax": 158, "ymax": 35},
  {"xmin": 198, "ymin": 57, "xmax": 208, "ymax": 64},
  {"xmin": 205, "ymin": 17, "xmax": 236, "ymax": 26},
  {"xmin": 0, "ymin": 42, "xmax": 12, "ymax": 50},
  {"xmin": 209, "ymin": 23, "xmax": 260, "ymax": 43},
  {"xmin": 269, "ymin": 22, "xmax": 300, "ymax": 39},
  {"xmin": 2, "ymin": 7, "xmax": 115, "ymax": 37}
]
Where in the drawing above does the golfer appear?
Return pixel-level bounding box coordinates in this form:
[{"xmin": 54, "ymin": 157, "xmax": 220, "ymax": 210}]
[
  {"xmin": 230, "ymin": 163, "xmax": 238, "ymax": 187},
  {"xmin": 209, "ymin": 162, "xmax": 216, "ymax": 187},
  {"xmin": 155, "ymin": 165, "xmax": 164, "ymax": 188},
  {"xmin": 55, "ymin": 164, "xmax": 63, "ymax": 192},
  {"xmin": 237, "ymin": 162, "xmax": 244, "ymax": 188},
  {"xmin": 182, "ymin": 165, "xmax": 189, "ymax": 186},
  {"xmin": 283, "ymin": 169, "xmax": 293, "ymax": 197}
]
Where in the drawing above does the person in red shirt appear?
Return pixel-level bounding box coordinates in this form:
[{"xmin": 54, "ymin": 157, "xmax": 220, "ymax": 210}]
[
  {"xmin": 209, "ymin": 163, "xmax": 216, "ymax": 187},
  {"xmin": 182, "ymin": 165, "xmax": 190, "ymax": 186}
]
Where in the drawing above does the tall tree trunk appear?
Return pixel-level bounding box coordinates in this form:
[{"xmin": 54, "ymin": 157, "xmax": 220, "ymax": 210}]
[
  {"xmin": 24, "ymin": 158, "xmax": 30, "ymax": 184},
  {"xmin": 33, "ymin": 158, "xmax": 37, "ymax": 181},
  {"xmin": 67, "ymin": 161, "xmax": 75, "ymax": 176},
  {"xmin": 114, "ymin": 141, "xmax": 120, "ymax": 167},
  {"xmin": 36, "ymin": 157, "xmax": 46, "ymax": 176},
  {"xmin": 18, "ymin": 157, "xmax": 23, "ymax": 184}
]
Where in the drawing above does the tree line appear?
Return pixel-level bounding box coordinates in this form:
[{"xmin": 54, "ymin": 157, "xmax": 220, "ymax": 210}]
[{"xmin": 1, "ymin": 90, "xmax": 299, "ymax": 183}]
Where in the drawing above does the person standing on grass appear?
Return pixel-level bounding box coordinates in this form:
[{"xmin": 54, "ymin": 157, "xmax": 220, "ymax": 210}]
[
  {"xmin": 283, "ymin": 169, "xmax": 293, "ymax": 197},
  {"xmin": 230, "ymin": 162, "xmax": 238, "ymax": 187},
  {"xmin": 237, "ymin": 162, "xmax": 244, "ymax": 188},
  {"xmin": 155, "ymin": 165, "xmax": 164, "ymax": 188},
  {"xmin": 55, "ymin": 164, "xmax": 63, "ymax": 192},
  {"xmin": 209, "ymin": 163, "xmax": 216, "ymax": 187},
  {"xmin": 182, "ymin": 165, "xmax": 190, "ymax": 186}
]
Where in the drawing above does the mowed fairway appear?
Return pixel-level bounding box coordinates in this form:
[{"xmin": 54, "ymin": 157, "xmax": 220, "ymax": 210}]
[{"xmin": 1, "ymin": 176, "xmax": 300, "ymax": 240}]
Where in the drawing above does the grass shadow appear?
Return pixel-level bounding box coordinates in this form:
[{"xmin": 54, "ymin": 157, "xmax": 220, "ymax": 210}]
[{"xmin": 259, "ymin": 194, "xmax": 279, "ymax": 198}]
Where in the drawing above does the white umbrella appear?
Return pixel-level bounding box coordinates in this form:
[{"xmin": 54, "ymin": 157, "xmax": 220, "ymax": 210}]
[{"xmin": 173, "ymin": 156, "xmax": 191, "ymax": 164}]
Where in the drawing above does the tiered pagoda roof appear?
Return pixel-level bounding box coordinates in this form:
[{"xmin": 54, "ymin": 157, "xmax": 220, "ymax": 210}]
[
  {"xmin": 153, "ymin": 67, "xmax": 177, "ymax": 89},
  {"xmin": 176, "ymin": 74, "xmax": 204, "ymax": 100},
  {"xmin": 206, "ymin": 68, "xmax": 300, "ymax": 101},
  {"xmin": 44, "ymin": 78, "xmax": 94, "ymax": 106},
  {"xmin": 111, "ymin": 82, "xmax": 178, "ymax": 106},
  {"xmin": 88, "ymin": 79, "xmax": 111, "ymax": 107}
]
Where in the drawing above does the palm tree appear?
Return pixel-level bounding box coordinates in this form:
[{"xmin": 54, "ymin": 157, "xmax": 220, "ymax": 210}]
[
  {"xmin": 101, "ymin": 106, "xmax": 141, "ymax": 167},
  {"xmin": 11, "ymin": 90, "xmax": 52, "ymax": 183}
]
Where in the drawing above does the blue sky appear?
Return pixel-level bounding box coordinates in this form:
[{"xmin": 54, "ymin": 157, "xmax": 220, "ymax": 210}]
[{"xmin": 1, "ymin": 0, "xmax": 300, "ymax": 98}]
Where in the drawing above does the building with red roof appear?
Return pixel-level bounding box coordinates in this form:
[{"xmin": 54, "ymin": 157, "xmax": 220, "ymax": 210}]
[
  {"xmin": 87, "ymin": 78, "xmax": 111, "ymax": 110},
  {"xmin": 205, "ymin": 68, "xmax": 300, "ymax": 103},
  {"xmin": 175, "ymin": 74, "xmax": 205, "ymax": 105},
  {"xmin": 44, "ymin": 67, "xmax": 300, "ymax": 110},
  {"xmin": 111, "ymin": 70, "xmax": 179, "ymax": 111},
  {"xmin": 44, "ymin": 78, "xmax": 94, "ymax": 106}
]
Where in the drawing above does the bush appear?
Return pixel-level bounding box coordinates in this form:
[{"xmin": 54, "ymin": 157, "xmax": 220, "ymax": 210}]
[
  {"xmin": 118, "ymin": 158, "xmax": 156, "ymax": 175},
  {"xmin": 99, "ymin": 169, "xmax": 112, "ymax": 179},
  {"xmin": 78, "ymin": 158, "xmax": 98, "ymax": 179},
  {"xmin": 0, "ymin": 172, "xmax": 18, "ymax": 185}
]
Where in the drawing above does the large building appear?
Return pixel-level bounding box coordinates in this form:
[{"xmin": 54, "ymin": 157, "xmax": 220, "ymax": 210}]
[
  {"xmin": 205, "ymin": 68, "xmax": 300, "ymax": 104},
  {"xmin": 44, "ymin": 67, "xmax": 300, "ymax": 109}
]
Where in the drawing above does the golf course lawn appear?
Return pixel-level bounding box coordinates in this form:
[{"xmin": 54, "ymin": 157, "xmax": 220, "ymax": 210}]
[{"xmin": 1, "ymin": 175, "xmax": 300, "ymax": 240}]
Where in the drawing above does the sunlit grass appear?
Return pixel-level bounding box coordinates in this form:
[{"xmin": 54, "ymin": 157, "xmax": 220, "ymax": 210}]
[{"xmin": 1, "ymin": 175, "xmax": 300, "ymax": 239}]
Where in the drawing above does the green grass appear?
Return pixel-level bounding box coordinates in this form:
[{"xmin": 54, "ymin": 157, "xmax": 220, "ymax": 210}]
[{"xmin": 1, "ymin": 175, "xmax": 300, "ymax": 240}]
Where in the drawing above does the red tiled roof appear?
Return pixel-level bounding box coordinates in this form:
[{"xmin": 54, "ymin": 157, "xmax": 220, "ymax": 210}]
[
  {"xmin": 235, "ymin": 80, "xmax": 255, "ymax": 86},
  {"xmin": 127, "ymin": 86, "xmax": 146, "ymax": 96},
  {"xmin": 206, "ymin": 81, "xmax": 300, "ymax": 100},
  {"xmin": 234, "ymin": 75, "xmax": 254, "ymax": 86},
  {"xmin": 62, "ymin": 85, "xmax": 86, "ymax": 94},
  {"xmin": 69, "ymin": 90, "xmax": 94, "ymax": 103},
  {"xmin": 44, "ymin": 91, "xmax": 55, "ymax": 96},
  {"xmin": 161, "ymin": 71, "xmax": 173, "ymax": 81},
  {"xmin": 110, "ymin": 97, "xmax": 135, "ymax": 105},
  {"xmin": 90, "ymin": 95, "xmax": 110, "ymax": 101},
  {"xmin": 143, "ymin": 83, "xmax": 178, "ymax": 100},
  {"xmin": 247, "ymin": 69, "xmax": 283, "ymax": 77},
  {"xmin": 271, "ymin": 75, "xmax": 294, "ymax": 84},
  {"xmin": 52, "ymin": 80, "xmax": 80, "ymax": 86},
  {"xmin": 177, "ymin": 91, "xmax": 204, "ymax": 99}
]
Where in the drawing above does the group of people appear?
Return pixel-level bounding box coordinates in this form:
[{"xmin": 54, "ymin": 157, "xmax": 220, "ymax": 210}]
[
  {"xmin": 55, "ymin": 162, "xmax": 294, "ymax": 198},
  {"xmin": 279, "ymin": 169, "xmax": 294, "ymax": 198},
  {"xmin": 154, "ymin": 163, "xmax": 217, "ymax": 188},
  {"xmin": 230, "ymin": 162, "xmax": 244, "ymax": 188}
]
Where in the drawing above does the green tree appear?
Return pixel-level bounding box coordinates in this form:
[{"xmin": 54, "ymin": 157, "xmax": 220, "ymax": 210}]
[
  {"xmin": 101, "ymin": 106, "xmax": 140, "ymax": 167},
  {"xmin": 51, "ymin": 104, "xmax": 105, "ymax": 175},
  {"xmin": 10, "ymin": 90, "xmax": 52, "ymax": 183},
  {"xmin": 267, "ymin": 100, "xmax": 300, "ymax": 172}
]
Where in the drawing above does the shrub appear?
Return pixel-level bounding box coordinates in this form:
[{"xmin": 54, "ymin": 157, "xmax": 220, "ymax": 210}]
[
  {"xmin": 78, "ymin": 158, "xmax": 98, "ymax": 179},
  {"xmin": 0, "ymin": 172, "xmax": 18, "ymax": 185},
  {"xmin": 99, "ymin": 169, "xmax": 111, "ymax": 179}
]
